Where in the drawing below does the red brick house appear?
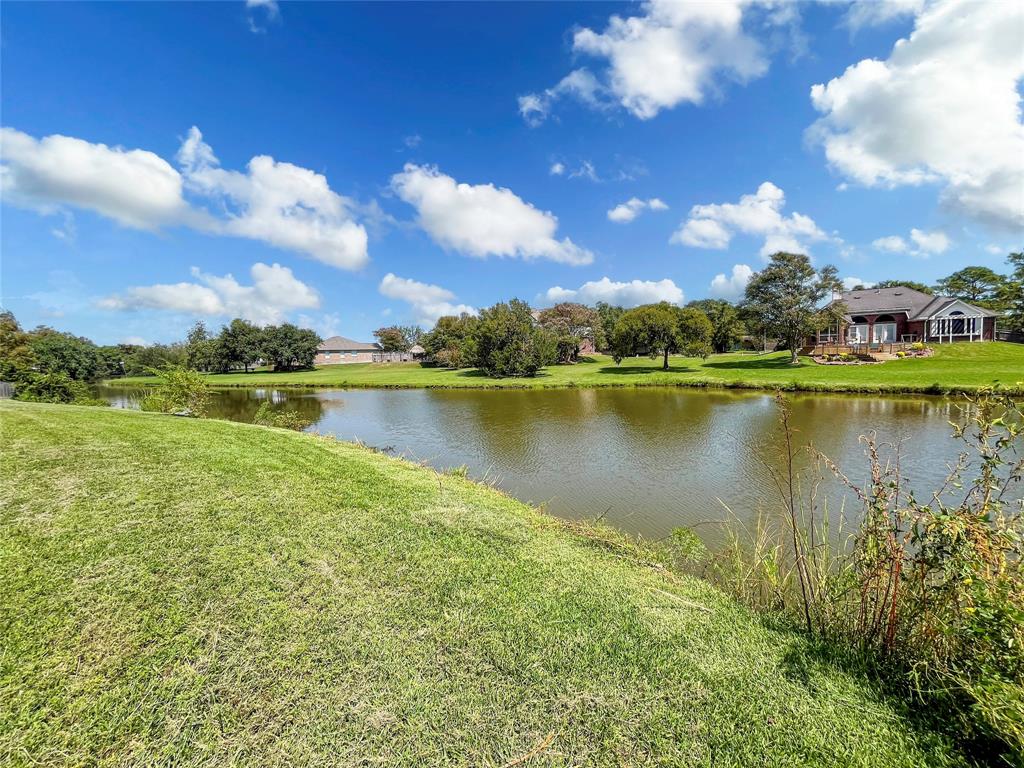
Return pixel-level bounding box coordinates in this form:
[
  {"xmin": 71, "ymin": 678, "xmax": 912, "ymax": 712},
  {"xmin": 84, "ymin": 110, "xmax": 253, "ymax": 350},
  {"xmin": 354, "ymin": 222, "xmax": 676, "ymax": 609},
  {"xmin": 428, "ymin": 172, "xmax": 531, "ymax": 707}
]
[{"xmin": 816, "ymin": 287, "xmax": 998, "ymax": 346}]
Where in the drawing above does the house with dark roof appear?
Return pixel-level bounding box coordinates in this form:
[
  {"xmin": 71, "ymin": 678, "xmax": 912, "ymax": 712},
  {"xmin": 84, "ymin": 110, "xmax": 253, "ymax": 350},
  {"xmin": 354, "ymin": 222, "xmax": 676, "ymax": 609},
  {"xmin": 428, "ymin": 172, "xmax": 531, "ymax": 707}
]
[
  {"xmin": 814, "ymin": 287, "xmax": 998, "ymax": 348},
  {"xmin": 314, "ymin": 336, "xmax": 380, "ymax": 365}
]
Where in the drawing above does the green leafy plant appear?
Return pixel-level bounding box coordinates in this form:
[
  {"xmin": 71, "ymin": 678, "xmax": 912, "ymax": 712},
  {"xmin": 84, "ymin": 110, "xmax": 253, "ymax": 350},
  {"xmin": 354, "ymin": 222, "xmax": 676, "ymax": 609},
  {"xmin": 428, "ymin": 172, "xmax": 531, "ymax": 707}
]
[
  {"xmin": 14, "ymin": 371, "xmax": 108, "ymax": 406},
  {"xmin": 252, "ymin": 401, "xmax": 312, "ymax": 431},
  {"xmin": 140, "ymin": 365, "xmax": 210, "ymax": 417}
]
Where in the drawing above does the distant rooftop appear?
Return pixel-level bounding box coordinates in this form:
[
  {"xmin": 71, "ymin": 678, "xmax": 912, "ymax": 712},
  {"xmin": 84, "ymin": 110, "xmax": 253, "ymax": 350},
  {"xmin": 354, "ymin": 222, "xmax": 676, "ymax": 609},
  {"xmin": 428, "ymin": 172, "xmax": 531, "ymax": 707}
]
[{"xmin": 317, "ymin": 335, "xmax": 379, "ymax": 351}]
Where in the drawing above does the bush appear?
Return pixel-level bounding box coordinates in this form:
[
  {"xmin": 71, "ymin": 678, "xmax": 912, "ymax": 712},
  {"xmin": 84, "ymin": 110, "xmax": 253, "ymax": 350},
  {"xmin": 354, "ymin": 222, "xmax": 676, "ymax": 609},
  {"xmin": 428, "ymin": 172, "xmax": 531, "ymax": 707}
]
[
  {"xmin": 471, "ymin": 299, "xmax": 556, "ymax": 377},
  {"xmin": 252, "ymin": 401, "xmax": 312, "ymax": 431},
  {"xmin": 140, "ymin": 366, "xmax": 210, "ymax": 417},
  {"xmin": 14, "ymin": 371, "xmax": 109, "ymax": 406},
  {"xmin": 686, "ymin": 392, "xmax": 1023, "ymax": 757}
]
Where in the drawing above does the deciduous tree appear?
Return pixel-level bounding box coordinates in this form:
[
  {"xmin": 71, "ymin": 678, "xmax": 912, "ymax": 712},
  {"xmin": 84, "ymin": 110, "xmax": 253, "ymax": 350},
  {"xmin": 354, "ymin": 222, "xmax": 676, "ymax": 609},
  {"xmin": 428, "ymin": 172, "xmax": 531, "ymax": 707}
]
[
  {"xmin": 536, "ymin": 302, "xmax": 604, "ymax": 363},
  {"xmin": 742, "ymin": 253, "xmax": 844, "ymax": 365},
  {"xmin": 687, "ymin": 299, "xmax": 745, "ymax": 353},
  {"xmin": 470, "ymin": 299, "xmax": 555, "ymax": 377}
]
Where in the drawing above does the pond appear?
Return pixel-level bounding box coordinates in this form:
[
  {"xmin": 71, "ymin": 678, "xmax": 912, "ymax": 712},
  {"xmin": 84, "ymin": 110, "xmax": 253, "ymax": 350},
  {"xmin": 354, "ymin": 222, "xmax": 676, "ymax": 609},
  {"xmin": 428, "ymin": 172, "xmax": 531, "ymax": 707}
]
[{"xmin": 96, "ymin": 384, "xmax": 968, "ymax": 543}]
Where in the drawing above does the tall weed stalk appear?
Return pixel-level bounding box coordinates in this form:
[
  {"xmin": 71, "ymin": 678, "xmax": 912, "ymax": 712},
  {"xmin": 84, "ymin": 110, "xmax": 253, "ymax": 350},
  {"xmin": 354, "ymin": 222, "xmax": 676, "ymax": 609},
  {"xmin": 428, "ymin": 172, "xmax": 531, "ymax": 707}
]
[{"xmin": 677, "ymin": 390, "xmax": 1023, "ymax": 755}]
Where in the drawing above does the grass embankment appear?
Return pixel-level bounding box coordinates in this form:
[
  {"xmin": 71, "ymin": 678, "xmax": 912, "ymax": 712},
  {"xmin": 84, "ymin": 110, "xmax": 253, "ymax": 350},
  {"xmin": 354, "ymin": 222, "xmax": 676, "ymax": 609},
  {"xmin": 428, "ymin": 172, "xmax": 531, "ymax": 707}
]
[
  {"xmin": 114, "ymin": 342, "xmax": 1024, "ymax": 395},
  {"xmin": 0, "ymin": 401, "xmax": 967, "ymax": 766}
]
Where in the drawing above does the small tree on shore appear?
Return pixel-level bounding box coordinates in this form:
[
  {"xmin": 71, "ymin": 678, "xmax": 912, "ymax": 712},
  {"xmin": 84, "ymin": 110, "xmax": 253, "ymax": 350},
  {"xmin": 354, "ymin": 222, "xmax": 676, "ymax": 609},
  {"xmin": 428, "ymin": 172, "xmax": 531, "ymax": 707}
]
[
  {"xmin": 742, "ymin": 253, "xmax": 844, "ymax": 365},
  {"xmin": 536, "ymin": 302, "xmax": 604, "ymax": 363},
  {"xmin": 687, "ymin": 299, "xmax": 745, "ymax": 353},
  {"xmin": 373, "ymin": 326, "xmax": 408, "ymax": 352},
  {"xmin": 471, "ymin": 299, "xmax": 555, "ymax": 377},
  {"xmin": 612, "ymin": 303, "xmax": 678, "ymax": 370}
]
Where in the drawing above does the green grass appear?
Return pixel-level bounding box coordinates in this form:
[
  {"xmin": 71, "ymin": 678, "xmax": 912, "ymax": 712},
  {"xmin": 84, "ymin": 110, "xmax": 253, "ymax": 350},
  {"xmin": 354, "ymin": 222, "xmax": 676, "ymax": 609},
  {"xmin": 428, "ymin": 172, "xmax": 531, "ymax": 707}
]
[
  {"xmin": 114, "ymin": 342, "xmax": 1024, "ymax": 395},
  {"xmin": 0, "ymin": 401, "xmax": 969, "ymax": 766}
]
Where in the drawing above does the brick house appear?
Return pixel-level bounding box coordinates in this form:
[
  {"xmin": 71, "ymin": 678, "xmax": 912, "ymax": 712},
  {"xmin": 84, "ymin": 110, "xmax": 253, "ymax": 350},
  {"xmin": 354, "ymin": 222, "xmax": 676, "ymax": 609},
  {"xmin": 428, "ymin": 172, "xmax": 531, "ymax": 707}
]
[
  {"xmin": 816, "ymin": 287, "xmax": 998, "ymax": 346},
  {"xmin": 314, "ymin": 336, "xmax": 380, "ymax": 365}
]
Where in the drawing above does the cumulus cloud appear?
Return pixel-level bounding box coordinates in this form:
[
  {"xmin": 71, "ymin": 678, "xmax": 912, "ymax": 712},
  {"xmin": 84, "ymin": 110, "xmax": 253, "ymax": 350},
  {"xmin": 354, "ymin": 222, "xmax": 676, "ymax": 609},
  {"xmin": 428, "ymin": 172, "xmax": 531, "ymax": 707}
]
[
  {"xmin": 379, "ymin": 273, "xmax": 475, "ymax": 326},
  {"xmin": 549, "ymin": 162, "xmax": 565, "ymax": 176},
  {"xmin": 808, "ymin": 0, "xmax": 1024, "ymax": 230},
  {"xmin": 0, "ymin": 127, "xmax": 190, "ymax": 229},
  {"xmin": 390, "ymin": 163, "xmax": 593, "ymax": 265},
  {"xmin": 910, "ymin": 228, "xmax": 950, "ymax": 255},
  {"xmin": 177, "ymin": 127, "xmax": 369, "ymax": 269},
  {"xmin": 0, "ymin": 125, "xmax": 371, "ymax": 269},
  {"xmin": 99, "ymin": 262, "xmax": 319, "ymax": 325},
  {"xmin": 543, "ymin": 276, "xmax": 683, "ymax": 308},
  {"xmin": 872, "ymin": 228, "xmax": 950, "ymax": 257},
  {"xmin": 842, "ymin": 276, "xmax": 876, "ymax": 290},
  {"xmin": 708, "ymin": 264, "xmax": 753, "ymax": 300},
  {"xmin": 607, "ymin": 197, "xmax": 668, "ymax": 223},
  {"xmin": 843, "ymin": 0, "xmax": 924, "ymax": 30},
  {"xmin": 671, "ymin": 182, "xmax": 827, "ymax": 257},
  {"xmin": 872, "ymin": 235, "xmax": 908, "ymax": 253},
  {"xmin": 519, "ymin": 0, "xmax": 767, "ymax": 123}
]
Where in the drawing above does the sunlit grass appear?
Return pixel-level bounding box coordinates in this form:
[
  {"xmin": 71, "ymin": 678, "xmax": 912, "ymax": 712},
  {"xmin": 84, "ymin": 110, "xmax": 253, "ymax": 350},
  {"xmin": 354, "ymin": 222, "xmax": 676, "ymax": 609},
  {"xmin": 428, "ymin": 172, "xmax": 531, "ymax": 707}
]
[
  {"xmin": 0, "ymin": 401, "xmax": 969, "ymax": 766},
  {"xmin": 113, "ymin": 342, "xmax": 1024, "ymax": 395}
]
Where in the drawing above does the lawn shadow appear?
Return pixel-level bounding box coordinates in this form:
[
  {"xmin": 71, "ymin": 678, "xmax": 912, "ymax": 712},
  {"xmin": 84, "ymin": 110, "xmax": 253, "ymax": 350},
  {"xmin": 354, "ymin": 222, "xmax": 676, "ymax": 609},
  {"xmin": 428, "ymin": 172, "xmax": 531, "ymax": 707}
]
[
  {"xmin": 702, "ymin": 356, "xmax": 805, "ymax": 371},
  {"xmin": 452, "ymin": 368, "xmax": 553, "ymax": 380},
  {"xmin": 765, "ymin": 613, "xmax": 1007, "ymax": 764},
  {"xmin": 598, "ymin": 365, "xmax": 698, "ymax": 375}
]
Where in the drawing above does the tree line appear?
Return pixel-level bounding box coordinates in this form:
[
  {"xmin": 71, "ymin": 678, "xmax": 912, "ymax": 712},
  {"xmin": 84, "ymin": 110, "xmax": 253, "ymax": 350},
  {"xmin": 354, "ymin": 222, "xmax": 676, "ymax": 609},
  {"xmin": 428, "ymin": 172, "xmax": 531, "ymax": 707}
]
[{"xmin": 182, "ymin": 319, "xmax": 321, "ymax": 373}]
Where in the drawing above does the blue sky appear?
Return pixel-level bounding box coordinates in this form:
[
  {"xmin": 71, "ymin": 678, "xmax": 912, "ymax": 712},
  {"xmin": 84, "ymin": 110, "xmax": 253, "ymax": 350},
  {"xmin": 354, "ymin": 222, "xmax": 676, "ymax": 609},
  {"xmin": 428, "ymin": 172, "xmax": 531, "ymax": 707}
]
[{"xmin": 1, "ymin": 0, "xmax": 1021, "ymax": 345}]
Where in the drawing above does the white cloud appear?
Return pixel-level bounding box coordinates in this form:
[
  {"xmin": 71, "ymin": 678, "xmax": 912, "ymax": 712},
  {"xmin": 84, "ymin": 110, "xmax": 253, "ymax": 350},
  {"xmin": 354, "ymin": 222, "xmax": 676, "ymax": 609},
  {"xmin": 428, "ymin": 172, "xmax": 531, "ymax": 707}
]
[
  {"xmin": 671, "ymin": 182, "xmax": 827, "ymax": 257},
  {"xmin": 841, "ymin": 276, "xmax": 876, "ymax": 290},
  {"xmin": 607, "ymin": 197, "xmax": 668, "ymax": 223},
  {"xmin": 178, "ymin": 127, "xmax": 369, "ymax": 269},
  {"xmin": 569, "ymin": 160, "xmax": 600, "ymax": 183},
  {"xmin": 872, "ymin": 235, "xmax": 909, "ymax": 253},
  {"xmin": 518, "ymin": 69, "xmax": 608, "ymax": 126},
  {"xmin": 843, "ymin": 0, "xmax": 924, "ymax": 30},
  {"xmin": 390, "ymin": 163, "xmax": 593, "ymax": 265},
  {"xmin": 0, "ymin": 127, "xmax": 189, "ymax": 229},
  {"xmin": 543, "ymin": 276, "xmax": 683, "ymax": 308},
  {"xmin": 0, "ymin": 126, "xmax": 371, "ymax": 269},
  {"xmin": 520, "ymin": 0, "xmax": 767, "ymax": 123},
  {"xmin": 909, "ymin": 228, "xmax": 950, "ymax": 255},
  {"xmin": 403, "ymin": 134, "xmax": 422, "ymax": 148},
  {"xmin": 708, "ymin": 264, "xmax": 753, "ymax": 300},
  {"xmin": 808, "ymin": 0, "xmax": 1024, "ymax": 230},
  {"xmin": 99, "ymin": 262, "xmax": 319, "ymax": 325},
  {"xmin": 985, "ymin": 243, "xmax": 1008, "ymax": 255},
  {"xmin": 379, "ymin": 273, "xmax": 475, "ymax": 326},
  {"xmin": 120, "ymin": 335, "xmax": 149, "ymax": 346},
  {"xmin": 246, "ymin": 0, "xmax": 280, "ymax": 33},
  {"xmin": 549, "ymin": 162, "xmax": 565, "ymax": 176},
  {"xmin": 872, "ymin": 228, "xmax": 950, "ymax": 258}
]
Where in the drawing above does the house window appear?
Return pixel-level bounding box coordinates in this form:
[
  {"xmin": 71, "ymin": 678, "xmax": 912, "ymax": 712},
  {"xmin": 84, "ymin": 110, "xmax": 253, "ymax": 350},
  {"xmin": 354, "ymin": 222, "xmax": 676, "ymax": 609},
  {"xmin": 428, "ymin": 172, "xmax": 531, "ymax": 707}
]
[
  {"xmin": 847, "ymin": 316, "xmax": 868, "ymax": 343},
  {"xmin": 949, "ymin": 310, "xmax": 965, "ymax": 335}
]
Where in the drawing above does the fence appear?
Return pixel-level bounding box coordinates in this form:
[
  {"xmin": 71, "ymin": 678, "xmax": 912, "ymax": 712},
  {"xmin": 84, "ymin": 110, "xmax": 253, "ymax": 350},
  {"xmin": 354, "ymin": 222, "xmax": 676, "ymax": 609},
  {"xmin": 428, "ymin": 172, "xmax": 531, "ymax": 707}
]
[
  {"xmin": 996, "ymin": 329, "xmax": 1024, "ymax": 344},
  {"xmin": 0, "ymin": 381, "xmax": 14, "ymax": 399}
]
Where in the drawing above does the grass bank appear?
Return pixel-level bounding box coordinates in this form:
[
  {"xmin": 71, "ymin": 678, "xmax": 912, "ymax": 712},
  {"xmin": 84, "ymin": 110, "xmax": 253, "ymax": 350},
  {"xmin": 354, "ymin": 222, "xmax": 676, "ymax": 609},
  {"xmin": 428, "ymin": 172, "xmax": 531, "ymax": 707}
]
[
  {"xmin": 112, "ymin": 342, "xmax": 1024, "ymax": 395},
  {"xmin": 0, "ymin": 401, "xmax": 969, "ymax": 766}
]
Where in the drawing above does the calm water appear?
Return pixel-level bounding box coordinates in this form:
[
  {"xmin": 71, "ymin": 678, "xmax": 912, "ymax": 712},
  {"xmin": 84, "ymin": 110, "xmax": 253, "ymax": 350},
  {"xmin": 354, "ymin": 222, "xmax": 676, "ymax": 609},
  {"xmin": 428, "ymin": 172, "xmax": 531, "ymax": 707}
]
[{"xmin": 96, "ymin": 384, "xmax": 967, "ymax": 542}]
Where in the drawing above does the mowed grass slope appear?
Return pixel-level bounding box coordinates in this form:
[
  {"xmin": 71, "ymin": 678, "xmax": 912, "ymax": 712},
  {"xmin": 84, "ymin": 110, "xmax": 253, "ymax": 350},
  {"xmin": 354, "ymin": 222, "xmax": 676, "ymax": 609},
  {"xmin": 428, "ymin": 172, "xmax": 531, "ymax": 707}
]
[
  {"xmin": 115, "ymin": 342, "xmax": 1024, "ymax": 395},
  {"xmin": 1, "ymin": 402, "xmax": 965, "ymax": 766}
]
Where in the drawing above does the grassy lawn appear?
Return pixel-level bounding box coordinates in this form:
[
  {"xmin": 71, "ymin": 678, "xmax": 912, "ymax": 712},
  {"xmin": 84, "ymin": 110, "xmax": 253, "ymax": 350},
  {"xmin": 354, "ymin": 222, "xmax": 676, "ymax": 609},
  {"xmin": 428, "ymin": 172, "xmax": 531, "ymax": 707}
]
[
  {"xmin": 0, "ymin": 401, "xmax": 968, "ymax": 766},
  {"xmin": 113, "ymin": 342, "xmax": 1024, "ymax": 395}
]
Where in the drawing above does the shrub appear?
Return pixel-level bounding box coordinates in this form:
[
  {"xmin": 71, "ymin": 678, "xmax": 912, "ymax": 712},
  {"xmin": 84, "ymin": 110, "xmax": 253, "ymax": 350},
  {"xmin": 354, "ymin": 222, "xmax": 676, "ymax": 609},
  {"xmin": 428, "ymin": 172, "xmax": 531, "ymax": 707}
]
[
  {"xmin": 252, "ymin": 401, "xmax": 312, "ymax": 431},
  {"xmin": 471, "ymin": 299, "xmax": 556, "ymax": 377},
  {"xmin": 686, "ymin": 392, "xmax": 1023, "ymax": 756},
  {"xmin": 911, "ymin": 341, "xmax": 926, "ymax": 351},
  {"xmin": 14, "ymin": 371, "xmax": 109, "ymax": 406},
  {"xmin": 139, "ymin": 365, "xmax": 210, "ymax": 417}
]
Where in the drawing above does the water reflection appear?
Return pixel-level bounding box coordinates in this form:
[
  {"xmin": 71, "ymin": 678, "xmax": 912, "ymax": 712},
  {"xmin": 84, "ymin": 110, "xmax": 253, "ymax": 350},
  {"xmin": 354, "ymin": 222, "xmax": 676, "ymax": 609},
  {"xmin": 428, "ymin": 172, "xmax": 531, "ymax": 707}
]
[{"xmin": 95, "ymin": 384, "xmax": 963, "ymax": 543}]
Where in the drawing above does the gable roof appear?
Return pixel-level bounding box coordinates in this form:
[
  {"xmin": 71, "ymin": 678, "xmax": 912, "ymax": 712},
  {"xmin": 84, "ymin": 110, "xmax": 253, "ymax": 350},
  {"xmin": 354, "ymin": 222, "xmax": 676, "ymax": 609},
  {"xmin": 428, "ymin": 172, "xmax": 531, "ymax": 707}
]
[
  {"xmin": 317, "ymin": 335, "xmax": 379, "ymax": 351},
  {"xmin": 833, "ymin": 287, "xmax": 997, "ymax": 320}
]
